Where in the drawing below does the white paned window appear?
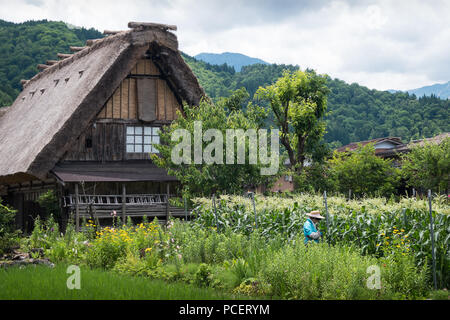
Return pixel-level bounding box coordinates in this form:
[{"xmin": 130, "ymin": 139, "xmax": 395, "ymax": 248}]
[{"xmin": 126, "ymin": 126, "xmax": 160, "ymax": 153}]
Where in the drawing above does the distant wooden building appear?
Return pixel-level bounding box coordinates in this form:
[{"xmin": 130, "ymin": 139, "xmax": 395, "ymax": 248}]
[
  {"xmin": 0, "ymin": 22, "xmax": 205, "ymax": 232},
  {"xmin": 336, "ymin": 137, "xmax": 404, "ymax": 158},
  {"xmin": 336, "ymin": 133, "xmax": 450, "ymax": 161}
]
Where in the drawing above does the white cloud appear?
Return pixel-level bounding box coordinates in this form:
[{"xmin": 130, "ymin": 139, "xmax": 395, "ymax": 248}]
[{"xmin": 0, "ymin": 0, "xmax": 449, "ymax": 90}]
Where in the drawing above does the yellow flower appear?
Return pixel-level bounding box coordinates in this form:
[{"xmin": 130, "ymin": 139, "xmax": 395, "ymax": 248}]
[{"xmin": 145, "ymin": 248, "xmax": 152, "ymax": 252}]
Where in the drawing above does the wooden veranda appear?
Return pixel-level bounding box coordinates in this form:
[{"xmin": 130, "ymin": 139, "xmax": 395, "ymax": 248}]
[{"xmin": 66, "ymin": 184, "xmax": 190, "ymax": 231}]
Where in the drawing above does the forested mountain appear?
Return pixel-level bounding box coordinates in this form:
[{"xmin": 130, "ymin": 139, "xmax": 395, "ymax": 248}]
[
  {"xmin": 0, "ymin": 20, "xmax": 448, "ymax": 146},
  {"xmin": 406, "ymin": 81, "xmax": 450, "ymax": 100},
  {"xmin": 0, "ymin": 19, "xmax": 102, "ymax": 106},
  {"xmin": 183, "ymin": 53, "xmax": 449, "ymax": 146},
  {"xmin": 324, "ymin": 81, "xmax": 448, "ymax": 145},
  {"xmin": 194, "ymin": 52, "xmax": 269, "ymax": 72}
]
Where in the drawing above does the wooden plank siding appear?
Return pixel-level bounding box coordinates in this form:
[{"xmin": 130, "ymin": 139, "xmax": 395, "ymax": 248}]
[
  {"xmin": 62, "ymin": 123, "xmax": 152, "ymax": 161},
  {"xmin": 62, "ymin": 58, "xmax": 182, "ymax": 163},
  {"xmin": 96, "ymin": 59, "xmax": 179, "ymax": 121}
]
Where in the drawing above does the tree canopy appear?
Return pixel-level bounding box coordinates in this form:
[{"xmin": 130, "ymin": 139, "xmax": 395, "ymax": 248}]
[
  {"xmin": 151, "ymin": 91, "xmax": 276, "ymax": 196},
  {"xmin": 0, "ymin": 19, "xmax": 447, "ymax": 149},
  {"xmin": 328, "ymin": 143, "xmax": 401, "ymax": 197},
  {"xmin": 401, "ymin": 137, "xmax": 450, "ymax": 193},
  {"xmin": 255, "ymin": 69, "xmax": 330, "ymax": 174}
]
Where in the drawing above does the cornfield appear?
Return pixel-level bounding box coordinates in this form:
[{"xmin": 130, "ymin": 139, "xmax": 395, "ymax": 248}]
[{"xmin": 190, "ymin": 194, "xmax": 450, "ymax": 289}]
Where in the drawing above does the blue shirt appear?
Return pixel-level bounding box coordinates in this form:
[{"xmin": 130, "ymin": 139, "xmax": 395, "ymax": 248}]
[{"xmin": 303, "ymin": 218, "xmax": 320, "ymax": 244}]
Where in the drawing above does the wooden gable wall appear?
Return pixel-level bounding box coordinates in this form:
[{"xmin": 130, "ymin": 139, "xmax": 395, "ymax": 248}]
[
  {"xmin": 61, "ymin": 59, "xmax": 182, "ymax": 162},
  {"xmin": 97, "ymin": 59, "xmax": 181, "ymax": 121}
]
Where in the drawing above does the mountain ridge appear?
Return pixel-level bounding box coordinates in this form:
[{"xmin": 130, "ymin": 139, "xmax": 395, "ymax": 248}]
[
  {"xmin": 0, "ymin": 19, "xmax": 447, "ymax": 147},
  {"xmin": 194, "ymin": 52, "xmax": 269, "ymax": 72},
  {"xmin": 407, "ymin": 81, "xmax": 450, "ymax": 99}
]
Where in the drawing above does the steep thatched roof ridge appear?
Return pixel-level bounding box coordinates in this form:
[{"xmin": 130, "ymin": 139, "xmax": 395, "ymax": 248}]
[
  {"xmin": 0, "ymin": 24, "xmax": 205, "ymax": 183},
  {"xmin": 0, "ymin": 107, "xmax": 10, "ymax": 119}
]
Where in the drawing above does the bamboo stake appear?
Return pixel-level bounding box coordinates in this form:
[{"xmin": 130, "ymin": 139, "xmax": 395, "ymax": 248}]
[
  {"xmin": 428, "ymin": 190, "xmax": 437, "ymax": 290},
  {"xmin": 75, "ymin": 183, "xmax": 79, "ymax": 232},
  {"xmin": 184, "ymin": 196, "xmax": 188, "ymax": 221},
  {"xmin": 324, "ymin": 191, "xmax": 330, "ymax": 239},
  {"xmin": 122, "ymin": 184, "xmax": 126, "ymax": 225},
  {"xmin": 212, "ymin": 194, "xmax": 218, "ymax": 231},
  {"xmin": 166, "ymin": 183, "xmax": 170, "ymax": 224}
]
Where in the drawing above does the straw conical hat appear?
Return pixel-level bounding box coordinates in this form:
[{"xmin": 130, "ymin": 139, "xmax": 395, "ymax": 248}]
[{"xmin": 306, "ymin": 210, "xmax": 325, "ymax": 220}]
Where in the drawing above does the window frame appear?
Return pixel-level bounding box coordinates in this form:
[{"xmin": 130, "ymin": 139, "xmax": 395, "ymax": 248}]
[{"xmin": 125, "ymin": 125, "xmax": 160, "ymax": 154}]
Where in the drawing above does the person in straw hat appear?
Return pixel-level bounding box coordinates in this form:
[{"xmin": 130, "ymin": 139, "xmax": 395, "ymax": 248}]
[{"xmin": 304, "ymin": 210, "xmax": 325, "ymax": 244}]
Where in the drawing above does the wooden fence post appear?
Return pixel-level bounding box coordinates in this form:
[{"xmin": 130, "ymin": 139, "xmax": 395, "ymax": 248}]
[
  {"xmin": 428, "ymin": 190, "xmax": 438, "ymax": 290},
  {"xmin": 324, "ymin": 191, "xmax": 330, "ymax": 237},
  {"xmin": 122, "ymin": 184, "xmax": 126, "ymax": 225},
  {"xmin": 166, "ymin": 183, "xmax": 170, "ymax": 223},
  {"xmin": 184, "ymin": 196, "xmax": 188, "ymax": 221},
  {"xmin": 212, "ymin": 194, "xmax": 218, "ymax": 231},
  {"xmin": 75, "ymin": 183, "xmax": 79, "ymax": 232},
  {"xmin": 251, "ymin": 193, "xmax": 257, "ymax": 229}
]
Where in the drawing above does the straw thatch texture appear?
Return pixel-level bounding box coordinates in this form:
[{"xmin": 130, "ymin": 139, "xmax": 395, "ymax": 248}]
[
  {"xmin": 0, "ymin": 107, "xmax": 10, "ymax": 119},
  {"xmin": 0, "ymin": 26, "xmax": 205, "ymax": 183}
]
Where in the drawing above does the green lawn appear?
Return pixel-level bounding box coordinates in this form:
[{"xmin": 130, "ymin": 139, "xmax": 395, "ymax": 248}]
[{"xmin": 0, "ymin": 264, "xmax": 253, "ymax": 300}]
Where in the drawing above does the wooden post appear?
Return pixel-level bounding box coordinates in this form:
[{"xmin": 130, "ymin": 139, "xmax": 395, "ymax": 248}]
[
  {"xmin": 402, "ymin": 208, "xmax": 408, "ymax": 228},
  {"xmin": 428, "ymin": 190, "xmax": 438, "ymax": 290},
  {"xmin": 75, "ymin": 183, "xmax": 79, "ymax": 232},
  {"xmin": 250, "ymin": 192, "xmax": 257, "ymax": 229},
  {"xmin": 324, "ymin": 191, "xmax": 330, "ymax": 239},
  {"xmin": 122, "ymin": 184, "xmax": 126, "ymax": 225},
  {"xmin": 184, "ymin": 196, "xmax": 188, "ymax": 221},
  {"xmin": 166, "ymin": 183, "xmax": 170, "ymax": 223},
  {"xmin": 212, "ymin": 194, "xmax": 218, "ymax": 231}
]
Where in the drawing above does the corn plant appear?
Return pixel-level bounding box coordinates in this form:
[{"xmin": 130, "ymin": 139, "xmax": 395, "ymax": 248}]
[{"xmin": 191, "ymin": 195, "xmax": 450, "ymax": 288}]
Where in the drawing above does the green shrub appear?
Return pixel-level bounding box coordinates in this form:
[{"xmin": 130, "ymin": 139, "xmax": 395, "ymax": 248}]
[
  {"xmin": 29, "ymin": 215, "xmax": 60, "ymax": 251},
  {"xmin": 0, "ymin": 201, "xmax": 19, "ymax": 254},
  {"xmin": 37, "ymin": 190, "xmax": 60, "ymax": 218},
  {"xmin": 195, "ymin": 263, "xmax": 212, "ymax": 287},
  {"xmin": 429, "ymin": 289, "xmax": 450, "ymax": 300},
  {"xmin": 260, "ymin": 240, "xmax": 428, "ymax": 300}
]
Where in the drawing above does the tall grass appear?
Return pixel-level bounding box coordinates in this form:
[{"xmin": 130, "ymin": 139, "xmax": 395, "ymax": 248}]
[{"xmin": 0, "ymin": 264, "xmax": 254, "ymax": 300}]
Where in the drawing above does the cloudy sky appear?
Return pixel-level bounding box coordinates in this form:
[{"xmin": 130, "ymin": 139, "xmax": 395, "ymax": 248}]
[{"xmin": 1, "ymin": 0, "xmax": 449, "ymax": 91}]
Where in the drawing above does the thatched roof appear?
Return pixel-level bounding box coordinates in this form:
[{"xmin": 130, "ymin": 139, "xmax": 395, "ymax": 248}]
[
  {"xmin": 0, "ymin": 22, "xmax": 205, "ymax": 184},
  {"xmin": 0, "ymin": 107, "xmax": 10, "ymax": 119}
]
